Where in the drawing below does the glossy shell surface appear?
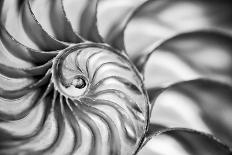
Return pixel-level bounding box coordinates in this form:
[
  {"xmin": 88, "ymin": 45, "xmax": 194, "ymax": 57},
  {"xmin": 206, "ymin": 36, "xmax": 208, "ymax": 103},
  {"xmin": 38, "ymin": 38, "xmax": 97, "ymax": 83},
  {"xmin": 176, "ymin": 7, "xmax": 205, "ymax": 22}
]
[
  {"xmin": 1, "ymin": 0, "xmax": 232, "ymax": 155},
  {"xmin": 0, "ymin": 41, "xmax": 148, "ymax": 155}
]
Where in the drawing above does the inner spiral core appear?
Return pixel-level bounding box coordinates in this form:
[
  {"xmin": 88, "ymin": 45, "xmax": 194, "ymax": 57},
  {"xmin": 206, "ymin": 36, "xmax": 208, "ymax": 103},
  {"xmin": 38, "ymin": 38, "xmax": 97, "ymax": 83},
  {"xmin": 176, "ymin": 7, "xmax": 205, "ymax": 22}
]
[
  {"xmin": 71, "ymin": 76, "xmax": 86, "ymax": 89},
  {"xmin": 52, "ymin": 44, "xmax": 92, "ymax": 99},
  {"xmin": 37, "ymin": 42, "xmax": 148, "ymax": 155}
]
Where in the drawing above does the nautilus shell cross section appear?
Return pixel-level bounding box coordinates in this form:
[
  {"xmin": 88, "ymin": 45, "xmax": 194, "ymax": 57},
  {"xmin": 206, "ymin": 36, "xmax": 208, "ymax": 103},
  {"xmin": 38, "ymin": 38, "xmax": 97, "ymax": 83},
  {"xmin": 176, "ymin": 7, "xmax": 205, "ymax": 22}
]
[
  {"xmin": 1, "ymin": 0, "xmax": 232, "ymax": 154},
  {"xmin": 0, "ymin": 41, "xmax": 149, "ymax": 155},
  {"xmin": 52, "ymin": 43, "xmax": 149, "ymax": 154}
]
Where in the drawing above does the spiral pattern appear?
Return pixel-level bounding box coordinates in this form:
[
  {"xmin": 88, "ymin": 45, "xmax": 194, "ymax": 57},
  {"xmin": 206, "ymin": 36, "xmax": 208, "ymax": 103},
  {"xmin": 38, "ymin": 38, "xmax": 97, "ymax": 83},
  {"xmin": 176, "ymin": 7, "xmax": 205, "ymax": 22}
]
[
  {"xmin": 51, "ymin": 43, "xmax": 148, "ymax": 155},
  {"xmin": 0, "ymin": 0, "xmax": 148, "ymax": 155},
  {"xmin": 0, "ymin": 44, "xmax": 148, "ymax": 155},
  {"xmin": 1, "ymin": 0, "xmax": 232, "ymax": 155}
]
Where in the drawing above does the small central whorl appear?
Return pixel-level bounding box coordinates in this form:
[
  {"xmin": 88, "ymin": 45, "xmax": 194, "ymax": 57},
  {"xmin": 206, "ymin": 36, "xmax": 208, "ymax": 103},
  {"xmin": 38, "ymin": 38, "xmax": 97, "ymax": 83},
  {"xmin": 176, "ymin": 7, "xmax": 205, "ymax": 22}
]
[
  {"xmin": 51, "ymin": 43, "xmax": 148, "ymax": 155},
  {"xmin": 52, "ymin": 44, "xmax": 91, "ymax": 99}
]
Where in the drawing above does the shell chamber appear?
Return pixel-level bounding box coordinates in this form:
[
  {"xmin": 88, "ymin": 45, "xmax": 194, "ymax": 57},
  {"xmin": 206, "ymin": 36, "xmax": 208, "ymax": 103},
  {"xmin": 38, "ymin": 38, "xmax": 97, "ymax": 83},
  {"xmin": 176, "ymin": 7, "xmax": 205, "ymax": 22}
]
[{"xmin": 0, "ymin": 42, "xmax": 149, "ymax": 155}]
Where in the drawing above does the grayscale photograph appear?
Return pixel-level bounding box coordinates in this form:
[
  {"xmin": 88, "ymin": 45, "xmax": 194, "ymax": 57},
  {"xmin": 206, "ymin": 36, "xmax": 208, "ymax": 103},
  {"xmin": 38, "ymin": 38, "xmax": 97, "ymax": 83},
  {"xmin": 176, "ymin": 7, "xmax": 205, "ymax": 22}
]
[{"xmin": 0, "ymin": 0, "xmax": 232, "ymax": 155}]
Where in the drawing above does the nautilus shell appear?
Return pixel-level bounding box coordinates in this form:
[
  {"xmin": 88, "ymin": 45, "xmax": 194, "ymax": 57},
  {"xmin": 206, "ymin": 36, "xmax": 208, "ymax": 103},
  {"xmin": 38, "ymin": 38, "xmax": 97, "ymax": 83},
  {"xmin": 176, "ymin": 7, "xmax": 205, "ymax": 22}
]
[
  {"xmin": 0, "ymin": 0, "xmax": 148, "ymax": 154},
  {"xmin": 1, "ymin": 0, "xmax": 232, "ymax": 155}
]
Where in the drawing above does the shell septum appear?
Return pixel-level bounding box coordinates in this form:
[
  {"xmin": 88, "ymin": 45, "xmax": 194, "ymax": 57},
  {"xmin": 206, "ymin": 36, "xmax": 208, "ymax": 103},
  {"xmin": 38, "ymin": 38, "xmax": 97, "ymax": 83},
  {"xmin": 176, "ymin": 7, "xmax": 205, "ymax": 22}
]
[
  {"xmin": 52, "ymin": 46, "xmax": 90, "ymax": 99},
  {"xmin": 0, "ymin": 38, "xmax": 149, "ymax": 154},
  {"xmin": 50, "ymin": 42, "xmax": 149, "ymax": 154}
]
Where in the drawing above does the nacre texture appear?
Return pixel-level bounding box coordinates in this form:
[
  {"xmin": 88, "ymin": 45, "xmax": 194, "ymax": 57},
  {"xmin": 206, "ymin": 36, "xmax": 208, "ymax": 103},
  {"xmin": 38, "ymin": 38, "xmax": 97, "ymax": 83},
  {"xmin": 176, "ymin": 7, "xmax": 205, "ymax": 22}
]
[
  {"xmin": 0, "ymin": 27, "xmax": 148, "ymax": 155},
  {"xmin": 1, "ymin": 0, "xmax": 232, "ymax": 155},
  {"xmin": 0, "ymin": 0, "xmax": 149, "ymax": 154}
]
